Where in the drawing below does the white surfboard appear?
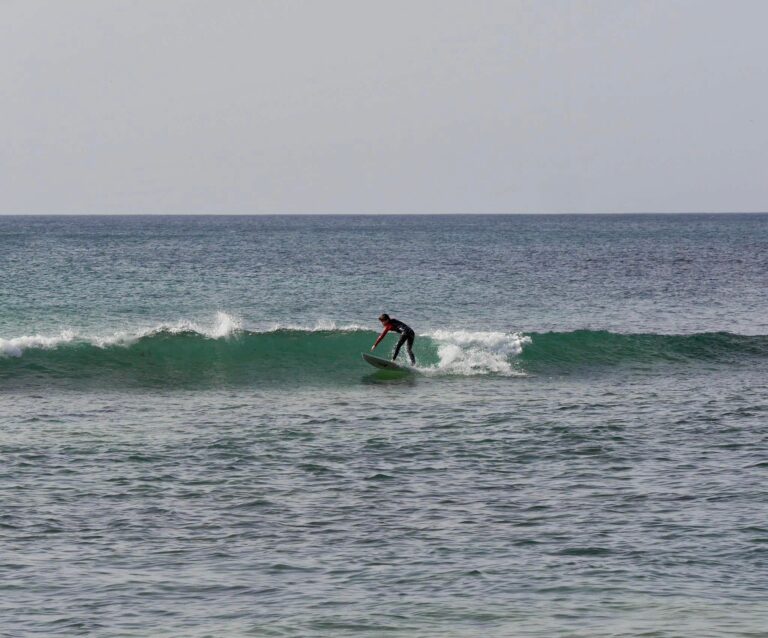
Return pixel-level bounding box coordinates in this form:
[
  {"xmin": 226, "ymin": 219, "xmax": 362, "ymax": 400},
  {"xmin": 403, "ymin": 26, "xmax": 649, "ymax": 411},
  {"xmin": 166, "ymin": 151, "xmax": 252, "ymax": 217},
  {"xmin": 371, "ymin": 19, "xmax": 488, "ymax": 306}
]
[{"xmin": 362, "ymin": 352, "xmax": 412, "ymax": 372}]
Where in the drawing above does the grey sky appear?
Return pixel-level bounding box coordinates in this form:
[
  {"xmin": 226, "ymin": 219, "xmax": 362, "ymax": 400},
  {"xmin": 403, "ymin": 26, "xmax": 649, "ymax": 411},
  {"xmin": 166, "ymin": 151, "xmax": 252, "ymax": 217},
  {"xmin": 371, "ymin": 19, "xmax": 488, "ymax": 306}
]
[{"xmin": 2, "ymin": 0, "xmax": 767, "ymax": 214}]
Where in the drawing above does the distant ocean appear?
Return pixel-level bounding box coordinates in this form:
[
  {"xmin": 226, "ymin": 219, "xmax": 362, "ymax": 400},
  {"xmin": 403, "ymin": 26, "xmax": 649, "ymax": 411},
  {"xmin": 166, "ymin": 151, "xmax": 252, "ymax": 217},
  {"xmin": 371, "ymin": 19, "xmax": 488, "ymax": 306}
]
[{"xmin": 2, "ymin": 214, "xmax": 767, "ymax": 637}]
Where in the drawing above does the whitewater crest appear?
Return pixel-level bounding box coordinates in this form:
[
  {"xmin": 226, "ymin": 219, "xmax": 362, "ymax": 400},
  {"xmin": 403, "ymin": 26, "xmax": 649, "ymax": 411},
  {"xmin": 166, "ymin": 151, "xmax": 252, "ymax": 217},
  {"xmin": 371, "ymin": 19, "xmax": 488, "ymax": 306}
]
[
  {"xmin": 266, "ymin": 319, "xmax": 368, "ymax": 333},
  {"xmin": 0, "ymin": 313, "xmax": 389, "ymax": 359},
  {"xmin": 424, "ymin": 329, "xmax": 531, "ymax": 376},
  {"xmin": 0, "ymin": 312, "xmax": 244, "ymax": 358},
  {"xmin": 0, "ymin": 331, "xmax": 78, "ymax": 358},
  {"xmin": 148, "ymin": 311, "xmax": 243, "ymax": 340}
]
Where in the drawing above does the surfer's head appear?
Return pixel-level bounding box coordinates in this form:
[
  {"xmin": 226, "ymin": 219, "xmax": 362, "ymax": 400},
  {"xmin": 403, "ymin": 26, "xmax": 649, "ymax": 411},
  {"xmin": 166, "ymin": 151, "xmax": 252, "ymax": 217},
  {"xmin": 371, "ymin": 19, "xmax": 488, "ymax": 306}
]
[{"xmin": 378, "ymin": 313, "xmax": 390, "ymax": 324}]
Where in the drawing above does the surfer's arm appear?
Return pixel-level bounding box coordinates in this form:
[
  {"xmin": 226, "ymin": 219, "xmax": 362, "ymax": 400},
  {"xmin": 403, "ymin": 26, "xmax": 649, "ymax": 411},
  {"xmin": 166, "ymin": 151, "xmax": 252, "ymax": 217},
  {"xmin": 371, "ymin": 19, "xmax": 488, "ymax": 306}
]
[{"xmin": 372, "ymin": 327, "xmax": 390, "ymax": 350}]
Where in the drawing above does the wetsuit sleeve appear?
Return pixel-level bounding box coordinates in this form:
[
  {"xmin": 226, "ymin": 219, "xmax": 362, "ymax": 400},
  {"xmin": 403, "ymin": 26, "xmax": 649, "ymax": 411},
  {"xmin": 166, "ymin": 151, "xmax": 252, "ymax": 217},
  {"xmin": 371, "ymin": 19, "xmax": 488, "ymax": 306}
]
[{"xmin": 373, "ymin": 326, "xmax": 390, "ymax": 348}]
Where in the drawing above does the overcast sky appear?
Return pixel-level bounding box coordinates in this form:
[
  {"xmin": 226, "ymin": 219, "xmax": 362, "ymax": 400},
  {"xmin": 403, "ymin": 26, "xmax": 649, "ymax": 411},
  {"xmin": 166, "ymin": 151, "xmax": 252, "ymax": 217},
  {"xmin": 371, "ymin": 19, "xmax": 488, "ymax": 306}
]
[{"xmin": 1, "ymin": 0, "xmax": 767, "ymax": 214}]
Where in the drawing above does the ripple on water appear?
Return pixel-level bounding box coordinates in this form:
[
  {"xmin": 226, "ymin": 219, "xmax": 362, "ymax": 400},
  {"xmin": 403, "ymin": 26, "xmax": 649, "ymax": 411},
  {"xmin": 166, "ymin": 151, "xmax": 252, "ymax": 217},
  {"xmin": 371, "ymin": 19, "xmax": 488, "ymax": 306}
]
[{"xmin": 3, "ymin": 370, "xmax": 768, "ymax": 637}]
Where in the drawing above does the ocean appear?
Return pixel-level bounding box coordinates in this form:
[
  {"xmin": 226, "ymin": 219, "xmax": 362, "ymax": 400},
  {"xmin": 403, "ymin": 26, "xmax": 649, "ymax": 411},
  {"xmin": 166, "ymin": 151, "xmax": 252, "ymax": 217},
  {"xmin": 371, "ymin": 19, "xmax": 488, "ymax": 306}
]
[{"xmin": 1, "ymin": 214, "xmax": 767, "ymax": 637}]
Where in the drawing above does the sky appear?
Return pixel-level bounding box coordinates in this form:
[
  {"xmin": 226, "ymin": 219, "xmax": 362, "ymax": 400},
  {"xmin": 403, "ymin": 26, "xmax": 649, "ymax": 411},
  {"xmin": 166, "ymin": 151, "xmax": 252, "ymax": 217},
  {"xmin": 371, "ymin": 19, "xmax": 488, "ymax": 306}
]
[{"xmin": 1, "ymin": 0, "xmax": 767, "ymax": 214}]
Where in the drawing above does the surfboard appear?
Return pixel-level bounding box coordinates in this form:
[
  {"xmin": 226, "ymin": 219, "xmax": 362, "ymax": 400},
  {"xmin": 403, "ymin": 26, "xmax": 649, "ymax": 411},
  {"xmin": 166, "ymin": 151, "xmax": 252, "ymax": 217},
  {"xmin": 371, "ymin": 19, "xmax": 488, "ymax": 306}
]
[{"xmin": 362, "ymin": 352, "xmax": 412, "ymax": 372}]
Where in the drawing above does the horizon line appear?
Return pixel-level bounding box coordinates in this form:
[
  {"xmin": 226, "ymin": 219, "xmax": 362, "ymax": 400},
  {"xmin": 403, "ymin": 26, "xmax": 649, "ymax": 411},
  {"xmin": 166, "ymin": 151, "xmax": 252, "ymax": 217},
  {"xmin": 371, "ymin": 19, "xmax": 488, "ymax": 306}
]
[{"xmin": 2, "ymin": 211, "xmax": 767, "ymax": 217}]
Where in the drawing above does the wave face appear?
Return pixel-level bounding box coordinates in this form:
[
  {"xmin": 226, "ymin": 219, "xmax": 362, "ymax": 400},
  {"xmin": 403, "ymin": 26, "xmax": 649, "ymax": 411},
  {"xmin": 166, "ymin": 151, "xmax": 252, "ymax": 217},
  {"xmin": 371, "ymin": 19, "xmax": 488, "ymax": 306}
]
[
  {"xmin": 518, "ymin": 330, "xmax": 768, "ymax": 372},
  {"xmin": 2, "ymin": 322, "xmax": 767, "ymax": 389}
]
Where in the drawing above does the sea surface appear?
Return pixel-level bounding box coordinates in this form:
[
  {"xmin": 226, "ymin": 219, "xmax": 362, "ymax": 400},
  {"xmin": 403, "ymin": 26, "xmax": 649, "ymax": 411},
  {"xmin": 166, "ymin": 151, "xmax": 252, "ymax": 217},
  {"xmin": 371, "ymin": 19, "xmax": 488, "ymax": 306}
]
[{"xmin": 1, "ymin": 214, "xmax": 767, "ymax": 637}]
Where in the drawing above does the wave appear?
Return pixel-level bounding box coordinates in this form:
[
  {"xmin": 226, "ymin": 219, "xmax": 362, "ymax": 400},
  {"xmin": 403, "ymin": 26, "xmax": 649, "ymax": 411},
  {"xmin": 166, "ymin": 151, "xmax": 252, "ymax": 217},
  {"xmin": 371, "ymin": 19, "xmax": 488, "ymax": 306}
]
[
  {"xmin": 2, "ymin": 316, "xmax": 767, "ymax": 389},
  {"xmin": 519, "ymin": 329, "xmax": 768, "ymax": 370}
]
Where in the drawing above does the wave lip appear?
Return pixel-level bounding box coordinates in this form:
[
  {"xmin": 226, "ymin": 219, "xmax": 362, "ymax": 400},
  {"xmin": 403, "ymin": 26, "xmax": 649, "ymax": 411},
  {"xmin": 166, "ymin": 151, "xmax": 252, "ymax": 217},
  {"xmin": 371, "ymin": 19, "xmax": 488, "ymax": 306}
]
[
  {"xmin": 0, "ymin": 331, "xmax": 78, "ymax": 358},
  {"xmin": 266, "ymin": 319, "xmax": 369, "ymax": 333},
  {"xmin": 0, "ymin": 312, "xmax": 245, "ymax": 359},
  {"xmin": 139, "ymin": 311, "xmax": 243, "ymax": 340}
]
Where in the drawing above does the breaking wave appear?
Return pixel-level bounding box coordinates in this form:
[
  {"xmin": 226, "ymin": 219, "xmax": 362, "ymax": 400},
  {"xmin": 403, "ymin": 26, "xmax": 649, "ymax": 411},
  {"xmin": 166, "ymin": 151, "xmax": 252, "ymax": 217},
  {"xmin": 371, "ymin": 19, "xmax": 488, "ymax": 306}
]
[{"xmin": 2, "ymin": 314, "xmax": 766, "ymax": 389}]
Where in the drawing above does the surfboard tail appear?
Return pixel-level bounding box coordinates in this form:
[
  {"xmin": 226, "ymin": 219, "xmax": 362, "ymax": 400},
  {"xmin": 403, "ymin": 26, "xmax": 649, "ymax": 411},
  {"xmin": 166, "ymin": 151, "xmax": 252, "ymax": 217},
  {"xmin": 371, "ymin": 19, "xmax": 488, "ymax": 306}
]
[{"xmin": 362, "ymin": 352, "xmax": 410, "ymax": 371}]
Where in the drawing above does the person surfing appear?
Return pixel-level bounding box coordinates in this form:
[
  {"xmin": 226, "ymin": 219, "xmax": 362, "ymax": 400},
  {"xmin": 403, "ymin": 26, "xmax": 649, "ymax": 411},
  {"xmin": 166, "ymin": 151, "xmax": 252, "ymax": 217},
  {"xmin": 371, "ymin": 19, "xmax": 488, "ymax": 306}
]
[{"xmin": 371, "ymin": 314, "xmax": 416, "ymax": 365}]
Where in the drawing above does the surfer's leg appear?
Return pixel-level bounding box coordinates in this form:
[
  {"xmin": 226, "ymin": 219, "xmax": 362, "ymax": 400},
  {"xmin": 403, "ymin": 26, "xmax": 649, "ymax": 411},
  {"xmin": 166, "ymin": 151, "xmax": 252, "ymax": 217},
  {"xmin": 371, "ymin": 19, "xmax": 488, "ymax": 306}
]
[
  {"xmin": 393, "ymin": 334, "xmax": 407, "ymax": 361},
  {"xmin": 406, "ymin": 332, "xmax": 416, "ymax": 365}
]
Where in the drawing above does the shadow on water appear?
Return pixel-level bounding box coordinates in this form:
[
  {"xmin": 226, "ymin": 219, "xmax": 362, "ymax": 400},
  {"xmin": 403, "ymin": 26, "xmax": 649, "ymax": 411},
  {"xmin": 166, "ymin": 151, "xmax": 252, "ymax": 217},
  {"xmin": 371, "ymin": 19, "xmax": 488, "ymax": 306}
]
[{"xmin": 361, "ymin": 370, "xmax": 418, "ymax": 386}]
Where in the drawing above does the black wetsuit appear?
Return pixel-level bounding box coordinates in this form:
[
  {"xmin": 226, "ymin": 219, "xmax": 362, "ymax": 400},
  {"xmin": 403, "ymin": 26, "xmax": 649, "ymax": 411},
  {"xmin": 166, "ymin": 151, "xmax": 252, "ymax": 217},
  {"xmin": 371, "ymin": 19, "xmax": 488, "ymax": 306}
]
[{"xmin": 374, "ymin": 318, "xmax": 416, "ymax": 365}]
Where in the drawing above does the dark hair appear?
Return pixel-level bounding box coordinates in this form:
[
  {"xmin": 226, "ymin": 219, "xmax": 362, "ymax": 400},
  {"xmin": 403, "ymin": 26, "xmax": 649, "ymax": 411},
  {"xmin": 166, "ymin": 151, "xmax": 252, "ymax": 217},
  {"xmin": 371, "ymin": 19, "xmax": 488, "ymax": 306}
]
[{"xmin": 379, "ymin": 313, "xmax": 390, "ymax": 322}]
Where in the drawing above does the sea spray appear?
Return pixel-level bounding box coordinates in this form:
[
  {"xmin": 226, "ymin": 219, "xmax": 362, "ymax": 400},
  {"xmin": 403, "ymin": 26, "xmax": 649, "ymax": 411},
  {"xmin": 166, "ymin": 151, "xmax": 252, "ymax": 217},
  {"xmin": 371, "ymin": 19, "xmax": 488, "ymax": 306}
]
[{"xmin": 426, "ymin": 330, "xmax": 530, "ymax": 376}]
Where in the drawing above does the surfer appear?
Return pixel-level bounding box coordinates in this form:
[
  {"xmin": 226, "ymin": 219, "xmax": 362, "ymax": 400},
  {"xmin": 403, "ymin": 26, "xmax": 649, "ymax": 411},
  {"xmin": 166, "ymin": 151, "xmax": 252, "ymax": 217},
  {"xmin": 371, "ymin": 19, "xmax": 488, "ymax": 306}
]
[{"xmin": 371, "ymin": 314, "xmax": 416, "ymax": 365}]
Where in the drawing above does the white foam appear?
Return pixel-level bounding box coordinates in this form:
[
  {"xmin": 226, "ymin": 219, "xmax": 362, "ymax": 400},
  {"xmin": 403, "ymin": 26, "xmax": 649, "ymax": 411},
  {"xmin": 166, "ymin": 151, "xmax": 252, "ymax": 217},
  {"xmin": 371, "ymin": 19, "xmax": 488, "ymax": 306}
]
[
  {"xmin": 142, "ymin": 311, "xmax": 243, "ymax": 339},
  {"xmin": 421, "ymin": 329, "xmax": 531, "ymax": 376},
  {"xmin": 265, "ymin": 319, "xmax": 368, "ymax": 333},
  {"xmin": 204, "ymin": 311, "xmax": 242, "ymax": 338},
  {"xmin": 0, "ymin": 331, "xmax": 77, "ymax": 358},
  {"xmin": 1, "ymin": 314, "xmax": 371, "ymax": 358},
  {"xmin": 90, "ymin": 330, "xmax": 140, "ymax": 348},
  {"xmin": 0, "ymin": 312, "xmax": 244, "ymax": 358}
]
